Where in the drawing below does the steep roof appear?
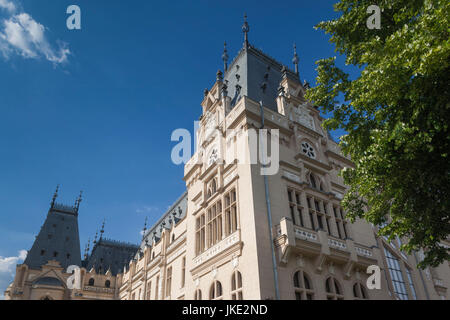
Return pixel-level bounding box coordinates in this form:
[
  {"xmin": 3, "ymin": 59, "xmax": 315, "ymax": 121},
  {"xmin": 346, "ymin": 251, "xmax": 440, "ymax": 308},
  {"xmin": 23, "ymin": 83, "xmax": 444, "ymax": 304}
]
[
  {"xmin": 138, "ymin": 191, "xmax": 188, "ymax": 254},
  {"xmin": 223, "ymin": 44, "xmax": 299, "ymax": 111},
  {"xmin": 24, "ymin": 203, "xmax": 82, "ymax": 270},
  {"xmin": 85, "ymin": 238, "xmax": 139, "ymax": 276}
]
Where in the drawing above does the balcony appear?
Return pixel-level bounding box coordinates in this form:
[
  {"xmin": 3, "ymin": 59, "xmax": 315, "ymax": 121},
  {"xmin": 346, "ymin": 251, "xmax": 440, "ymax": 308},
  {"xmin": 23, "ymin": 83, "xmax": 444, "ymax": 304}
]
[
  {"xmin": 191, "ymin": 230, "xmax": 242, "ymax": 274},
  {"xmin": 276, "ymin": 217, "xmax": 377, "ymax": 270}
]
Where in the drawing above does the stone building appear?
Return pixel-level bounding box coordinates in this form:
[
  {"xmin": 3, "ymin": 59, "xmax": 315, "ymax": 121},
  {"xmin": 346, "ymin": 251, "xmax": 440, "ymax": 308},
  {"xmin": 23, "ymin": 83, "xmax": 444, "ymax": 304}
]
[
  {"xmin": 5, "ymin": 17, "xmax": 449, "ymax": 301},
  {"xmin": 118, "ymin": 18, "xmax": 449, "ymax": 301},
  {"xmin": 4, "ymin": 187, "xmax": 138, "ymax": 300}
]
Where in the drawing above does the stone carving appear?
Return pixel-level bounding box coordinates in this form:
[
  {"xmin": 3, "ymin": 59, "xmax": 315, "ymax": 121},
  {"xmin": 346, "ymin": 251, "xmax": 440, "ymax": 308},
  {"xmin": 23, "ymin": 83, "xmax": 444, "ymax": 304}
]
[{"xmin": 295, "ymin": 103, "xmax": 315, "ymax": 130}]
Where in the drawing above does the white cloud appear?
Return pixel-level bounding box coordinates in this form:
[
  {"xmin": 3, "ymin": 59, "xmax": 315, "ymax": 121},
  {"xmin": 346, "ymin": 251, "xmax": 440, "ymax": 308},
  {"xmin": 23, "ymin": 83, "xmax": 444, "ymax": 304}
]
[
  {"xmin": 136, "ymin": 206, "xmax": 159, "ymax": 214},
  {"xmin": 0, "ymin": 0, "xmax": 70, "ymax": 65},
  {"xmin": 0, "ymin": 0, "xmax": 16, "ymax": 13},
  {"xmin": 0, "ymin": 250, "xmax": 27, "ymax": 300}
]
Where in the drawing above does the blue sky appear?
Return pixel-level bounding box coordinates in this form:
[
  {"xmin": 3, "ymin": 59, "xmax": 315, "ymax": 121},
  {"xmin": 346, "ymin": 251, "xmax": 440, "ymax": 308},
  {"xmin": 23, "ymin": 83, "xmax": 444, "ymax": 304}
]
[{"xmin": 0, "ymin": 0, "xmax": 353, "ymax": 295}]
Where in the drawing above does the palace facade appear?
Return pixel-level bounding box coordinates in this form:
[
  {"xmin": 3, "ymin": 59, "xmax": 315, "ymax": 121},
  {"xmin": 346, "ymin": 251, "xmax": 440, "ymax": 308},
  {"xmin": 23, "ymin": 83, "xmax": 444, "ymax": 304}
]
[
  {"xmin": 5, "ymin": 18, "xmax": 450, "ymax": 301},
  {"xmin": 117, "ymin": 20, "xmax": 450, "ymax": 300}
]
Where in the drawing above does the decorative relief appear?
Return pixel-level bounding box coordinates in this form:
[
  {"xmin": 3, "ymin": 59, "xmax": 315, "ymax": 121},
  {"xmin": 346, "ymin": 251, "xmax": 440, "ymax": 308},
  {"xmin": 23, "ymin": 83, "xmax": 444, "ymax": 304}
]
[
  {"xmin": 328, "ymin": 238, "xmax": 347, "ymax": 250},
  {"xmin": 296, "ymin": 255, "xmax": 304, "ymax": 268},
  {"xmin": 295, "ymin": 104, "xmax": 315, "ymax": 131},
  {"xmin": 232, "ymin": 256, "xmax": 239, "ymax": 269},
  {"xmin": 204, "ymin": 111, "xmax": 216, "ymax": 140},
  {"xmin": 223, "ymin": 171, "xmax": 237, "ymax": 186},
  {"xmin": 355, "ymin": 246, "xmax": 373, "ymax": 257},
  {"xmin": 193, "ymin": 231, "xmax": 240, "ymax": 266},
  {"xmin": 283, "ymin": 170, "xmax": 302, "ymax": 184},
  {"xmin": 294, "ymin": 228, "xmax": 318, "ymax": 241}
]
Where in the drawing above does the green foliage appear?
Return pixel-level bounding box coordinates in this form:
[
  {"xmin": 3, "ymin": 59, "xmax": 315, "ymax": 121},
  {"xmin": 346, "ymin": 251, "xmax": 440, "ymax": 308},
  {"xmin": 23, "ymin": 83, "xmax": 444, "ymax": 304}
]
[{"xmin": 306, "ymin": 0, "xmax": 450, "ymax": 268}]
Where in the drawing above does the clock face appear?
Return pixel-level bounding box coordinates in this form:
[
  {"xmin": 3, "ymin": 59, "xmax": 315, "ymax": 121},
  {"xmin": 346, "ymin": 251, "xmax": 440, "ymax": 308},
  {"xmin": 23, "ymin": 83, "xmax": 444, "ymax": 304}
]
[{"xmin": 301, "ymin": 142, "xmax": 316, "ymax": 159}]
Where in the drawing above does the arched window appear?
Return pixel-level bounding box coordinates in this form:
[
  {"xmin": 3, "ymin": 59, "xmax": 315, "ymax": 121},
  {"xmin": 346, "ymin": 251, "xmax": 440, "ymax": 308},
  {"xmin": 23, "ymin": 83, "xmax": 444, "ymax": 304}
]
[
  {"xmin": 353, "ymin": 283, "xmax": 368, "ymax": 299},
  {"xmin": 105, "ymin": 280, "xmax": 111, "ymax": 288},
  {"xmin": 88, "ymin": 278, "xmax": 95, "ymax": 286},
  {"xmin": 194, "ymin": 289, "xmax": 202, "ymax": 300},
  {"xmin": 325, "ymin": 277, "xmax": 344, "ymax": 300},
  {"xmin": 231, "ymin": 271, "xmax": 243, "ymax": 300},
  {"xmin": 293, "ymin": 270, "xmax": 314, "ymax": 300},
  {"xmin": 209, "ymin": 281, "xmax": 223, "ymax": 300}
]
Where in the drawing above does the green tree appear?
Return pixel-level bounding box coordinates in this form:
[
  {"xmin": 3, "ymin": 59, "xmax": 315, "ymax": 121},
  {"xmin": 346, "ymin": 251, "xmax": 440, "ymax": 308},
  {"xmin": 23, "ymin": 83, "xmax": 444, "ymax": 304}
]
[{"xmin": 306, "ymin": 0, "xmax": 450, "ymax": 268}]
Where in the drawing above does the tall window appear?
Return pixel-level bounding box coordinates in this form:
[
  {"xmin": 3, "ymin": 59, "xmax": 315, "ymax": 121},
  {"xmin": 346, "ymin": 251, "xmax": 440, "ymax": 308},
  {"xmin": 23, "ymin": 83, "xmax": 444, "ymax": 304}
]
[
  {"xmin": 287, "ymin": 189, "xmax": 304, "ymax": 227},
  {"xmin": 231, "ymin": 271, "xmax": 243, "ymax": 300},
  {"xmin": 105, "ymin": 280, "xmax": 111, "ymax": 288},
  {"xmin": 181, "ymin": 257, "xmax": 186, "ymax": 288},
  {"xmin": 384, "ymin": 248, "xmax": 409, "ymax": 300},
  {"xmin": 146, "ymin": 281, "xmax": 152, "ymax": 300},
  {"xmin": 224, "ymin": 189, "xmax": 238, "ymax": 236},
  {"xmin": 293, "ymin": 270, "xmax": 314, "ymax": 300},
  {"xmin": 88, "ymin": 278, "xmax": 95, "ymax": 286},
  {"xmin": 353, "ymin": 283, "xmax": 368, "ymax": 299},
  {"xmin": 307, "ymin": 196, "xmax": 330, "ymax": 234},
  {"xmin": 325, "ymin": 277, "xmax": 344, "ymax": 300},
  {"xmin": 333, "ymin": 206, "xmax": 348, "ymax": 239},
  {"xmin": 207, "ymin": 200, "xmax": 223, "ymax": 247},
  {"xmin": 155, "ymin": 276, "xmax": 159, "ymax": 300},
  {"xmin": 166, "ymin": 267, "xmax": 172, "ymax": 297},
  {"xmin": 209, "ymin": 281, "xmax": 223, "ymax": 300},
  {"xmin": 194, "ymin": 289, "xmax": 202, "ymax": 300},
  {"xmin": 195, "ymin": 214, "xmax": 206, "ymax": 255},
  {"xmin": 405, "ymin": 268, "xmax": 417, "ymax": 300}
]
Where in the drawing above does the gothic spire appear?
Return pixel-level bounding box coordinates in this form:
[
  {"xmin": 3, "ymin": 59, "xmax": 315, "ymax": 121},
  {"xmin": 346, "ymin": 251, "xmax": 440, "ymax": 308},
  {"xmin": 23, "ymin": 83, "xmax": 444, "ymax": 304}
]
[
  {"xmin": 93, "ymin": 230, "xmax": 98, "ymax": 245},
  {"xmin": 142, "ymin": 217, "xmax": 148, "ymax": 243},
  {"xmin": 100, "ymin": 219, "xmax": 105, "ymax": 240},
  {"xmin": 75, "ymin": 190, "xmax": 83, "ymax": 212},
  {"xmin": 242, "ymin": 13, "xmax": 250, "ymax": 49},
  {"xmin": 51, "ymin": 185, "xmax": 59, "ymax": 208},
  {"xmin": 292, "ymin": 43, "xmax": 299, "ymax": 76},
  {"xmin": 222, "ymin": 41, "xmax": 229, "ymax": 71}
]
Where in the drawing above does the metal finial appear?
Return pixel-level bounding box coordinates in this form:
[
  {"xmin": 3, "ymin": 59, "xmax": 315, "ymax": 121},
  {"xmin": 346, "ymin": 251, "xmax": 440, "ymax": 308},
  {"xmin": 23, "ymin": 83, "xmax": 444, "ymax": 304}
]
[
  {"xmin": 142, "ymin": 217, "xmax": 148, "ymax": 241},
  {"xmin": 75, "ymin": 190, "xmax": 83, "ymax": 211},
  {"xmin": 216, "ymin": 69, "xmax": 223, "ymax": 82},
  {"xmin": 242, "ymin": 13, "xmax": 250, "ymax": 48},
  {"xmin": 222, "ymin": 41, "xmax": 229, "ymax": 71},
  {"xmin": 51, "ymin": 185, "xmax": 59, "ymax": 208},
  {"xmin": 100, "ymin": 219, "xmax": 105, "ymax": 240},
  {"xmin": 292, "ymin": 43, "xmax": 299, "ymax": 75},
  {"xmin": 93, "ymin": 230, "xmax": 98, "ymax": 244}
]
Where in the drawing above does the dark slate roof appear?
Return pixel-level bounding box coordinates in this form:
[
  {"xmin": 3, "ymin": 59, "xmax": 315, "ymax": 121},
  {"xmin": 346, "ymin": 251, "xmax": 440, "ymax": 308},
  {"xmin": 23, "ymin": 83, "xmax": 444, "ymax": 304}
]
[
  {"xmin": 85, "ymin": 238, "xmax": 139, "ymax": 276},
  {"xmin": 223, "ymin": 44, "xmax": 299, "ymax": 111},
  {"xmin": 24, "ymin": 203, "xmax": 81, "ymax": 270},
  {"xmin": 138, "ymin": 191, "xmax": 188, "ymax": 255}
]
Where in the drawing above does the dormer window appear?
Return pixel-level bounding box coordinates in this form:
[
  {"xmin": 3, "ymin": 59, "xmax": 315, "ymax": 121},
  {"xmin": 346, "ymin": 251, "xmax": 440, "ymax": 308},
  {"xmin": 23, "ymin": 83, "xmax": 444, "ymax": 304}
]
[{"xmin": 301, "ymin": 142, "xmax": 316, "ymax": 159}]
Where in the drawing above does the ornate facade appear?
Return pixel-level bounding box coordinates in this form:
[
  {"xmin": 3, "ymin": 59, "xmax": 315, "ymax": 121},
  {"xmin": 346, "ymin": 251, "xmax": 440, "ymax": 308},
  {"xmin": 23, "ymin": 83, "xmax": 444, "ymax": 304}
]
[
  {"xmin": 117, "ymin": 20, "xmax": 450, "ymax": 300},
  {"xmin": 5, "ymin": 18, "xmax": 450, "ymax": 301}
]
